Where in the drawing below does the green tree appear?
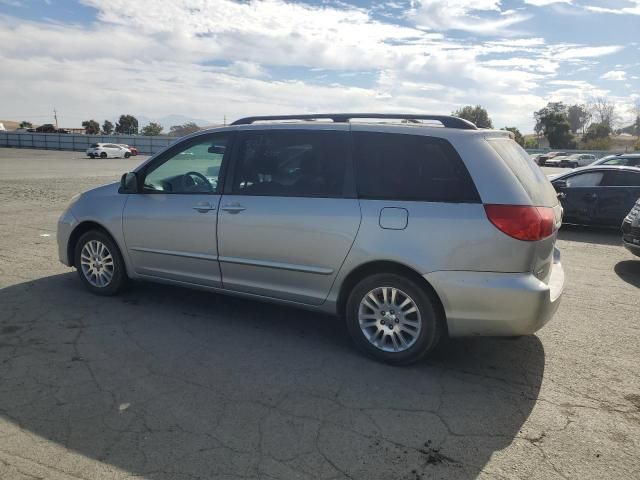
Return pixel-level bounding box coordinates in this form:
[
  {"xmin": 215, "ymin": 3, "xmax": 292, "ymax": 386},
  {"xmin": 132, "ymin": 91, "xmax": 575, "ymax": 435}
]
[
  {"xmin": 502, "ymin": 127, "xmax": 524, "ymax": 146},
  {"xmin": 634, "ymin": 138, "xmax": 640, "ymax": 151},
  {"xmin": 534, "ymin": 102, "xmax": 575, "ymax": 149},
  {"xmin": 452, "ymin": 105, "xmax": 493, "ymax": 128},
  {"xmin": 115, "ymin": 114, "xmax": 139, "ymax": 135},
  {"xmin": 82, "ymin": 119, "xmax": 100, "ymax": 135},
  {"xmin": 524, "ymin": 137, "xmax": 538, "ymax": 148},
  {"xmin": 102, "ymin": 120, "xmax": 114, "ymax": 135},
  {"xmin": 581, "ymin": 122, "xmax": 612, "ymax": 150},
  {"xmin": 169, "ymin": 122, "xmax": 200, "ymax": 137},
  {"xmin": 19, "ymin": 121, "xmax": 33, "ymax": 129},
  {"xmin": 567, "ymin": 104, "xmax": 589, "ymax": 134},
  {"xmin": 141, "ymin": 122, "xmax": 164, "ymax": 136}
]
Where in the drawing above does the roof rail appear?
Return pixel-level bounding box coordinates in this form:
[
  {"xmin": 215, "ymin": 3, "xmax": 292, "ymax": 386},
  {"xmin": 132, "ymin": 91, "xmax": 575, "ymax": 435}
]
[{"xmin": 230, "ymin": 113, "xmax": 478, "ymax": 130}]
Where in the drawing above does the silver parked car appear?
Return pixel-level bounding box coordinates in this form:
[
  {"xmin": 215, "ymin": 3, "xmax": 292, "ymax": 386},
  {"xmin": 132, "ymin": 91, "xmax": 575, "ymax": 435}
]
[{"xmin": 57, "ymin": 113, "xmax": 565, "ymax": 364}]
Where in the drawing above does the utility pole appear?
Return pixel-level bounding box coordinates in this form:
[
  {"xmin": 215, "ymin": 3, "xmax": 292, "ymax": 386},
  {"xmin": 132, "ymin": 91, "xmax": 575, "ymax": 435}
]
[{"xmin": 53, "ymin": 108, "xmax": 59, "ymax": 129}]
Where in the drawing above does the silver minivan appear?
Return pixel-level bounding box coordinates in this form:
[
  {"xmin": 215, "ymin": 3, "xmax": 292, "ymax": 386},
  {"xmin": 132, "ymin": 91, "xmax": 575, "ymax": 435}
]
[{"xmin": 58, "ymin": 114, "xmax": 565, "ymax": 364}]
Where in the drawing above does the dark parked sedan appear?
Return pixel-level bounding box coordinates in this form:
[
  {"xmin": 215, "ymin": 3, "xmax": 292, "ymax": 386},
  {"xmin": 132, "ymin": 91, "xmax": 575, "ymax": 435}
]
[
  {"xmin": 551, "ymin": 166, "xmax": 640, "ymax": 226},
  {"xmin": 622, "ymin": 199, "xmax": 640, "ymax": 257}
]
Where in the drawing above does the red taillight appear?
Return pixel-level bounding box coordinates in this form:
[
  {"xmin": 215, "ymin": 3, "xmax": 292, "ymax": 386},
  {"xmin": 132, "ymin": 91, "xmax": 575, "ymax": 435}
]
[{"xmin": 484, "ymin": 205, "xmax": 556, "ymax": 241}]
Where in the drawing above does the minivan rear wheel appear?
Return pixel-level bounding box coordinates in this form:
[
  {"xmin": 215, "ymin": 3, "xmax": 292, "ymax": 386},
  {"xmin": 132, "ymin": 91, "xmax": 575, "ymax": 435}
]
[
  {"xmin": 100, "ymin": 152, "xmax": 107, "ymax": 158},
  {"xmin": 345, "ymin": 273, "xmax": 442, "ymax": 365}
]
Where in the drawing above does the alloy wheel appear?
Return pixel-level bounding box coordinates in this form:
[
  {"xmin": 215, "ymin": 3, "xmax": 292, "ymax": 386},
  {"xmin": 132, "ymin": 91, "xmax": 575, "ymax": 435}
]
[
  {"xmin": 358, "ymin": 286, "xmax": 422, "ymax": 352},
  {"xmin": 80, "ymin": 240, "xmax": 114, "ymax": 287}
]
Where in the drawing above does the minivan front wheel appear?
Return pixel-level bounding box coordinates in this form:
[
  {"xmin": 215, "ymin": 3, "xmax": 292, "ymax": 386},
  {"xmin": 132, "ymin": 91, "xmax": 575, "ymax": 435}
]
[
  {"xmin": 345, "ymin": 273, "xmax": 442, "ymax": 365},
  {"xmin": 74, "ymin": 230, "xmax": 126, "ymax": 296}
]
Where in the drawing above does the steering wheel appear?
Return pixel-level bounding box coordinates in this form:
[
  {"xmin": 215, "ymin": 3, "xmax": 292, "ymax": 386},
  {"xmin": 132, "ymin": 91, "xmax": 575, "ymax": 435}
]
[{"xmin": 181, "ymin": 171, "xmax": 213, "ymax": 192}]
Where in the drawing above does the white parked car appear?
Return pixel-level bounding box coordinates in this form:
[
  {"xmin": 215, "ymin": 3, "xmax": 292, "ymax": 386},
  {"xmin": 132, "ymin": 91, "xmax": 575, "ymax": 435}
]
[
  {"xmin": 557, "ymin": 153, "xmax": 596, "ymax": 168},
  {"xmin": 544, "ymin": 155, "xmax": 569, "ymax": 167},
  {"xmin": 86, "ymin": 143, "xmax": 132, "ymax": 159}
]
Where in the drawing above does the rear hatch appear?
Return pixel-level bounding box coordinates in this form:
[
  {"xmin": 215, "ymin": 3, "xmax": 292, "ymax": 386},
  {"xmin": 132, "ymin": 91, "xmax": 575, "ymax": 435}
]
[{"xmin": 486, "ymin": 138, "xmax": 561, "ymax": 283}]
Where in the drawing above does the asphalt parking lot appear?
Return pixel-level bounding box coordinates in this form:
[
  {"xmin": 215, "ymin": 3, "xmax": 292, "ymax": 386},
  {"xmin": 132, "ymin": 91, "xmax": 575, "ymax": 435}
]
[{"xmin": 0, "ymin": 148, "xmax": 639, "ymax": 480}]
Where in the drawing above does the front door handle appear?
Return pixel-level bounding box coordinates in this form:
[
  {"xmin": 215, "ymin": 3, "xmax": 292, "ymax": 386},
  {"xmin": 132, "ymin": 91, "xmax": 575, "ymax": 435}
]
[
  {"xmin": 584, "ymin": 193, "xmax": 598, "ymax": 201},
  {"xmin": 221, "ymin": 203, "xmax": 246, "ymax": 214},
  {"xmin": 193, "ymin": 202, "xmax": 216, "ymax": 213}
]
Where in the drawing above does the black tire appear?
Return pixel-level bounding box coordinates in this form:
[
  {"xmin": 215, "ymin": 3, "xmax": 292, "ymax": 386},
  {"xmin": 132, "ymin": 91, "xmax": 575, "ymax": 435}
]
[
  {"xmin": 570, "ymin": 162, "xmax": 578, "ymax": 169},
  {"xmin": 100, "ymin": 152, "xmax": 107, "ymax": 158},
  {"xmin": 124, "ymin": 152, "xmax": 131, "ymax": 158},
  {"xmin": 345, "ymin": 273, "xmax": 443, "ymax": 365},
  {"xmin": 88, "ymin": 154, "xmax": 95, "ymax": 159},
  {"xmin": 74, "ymin": 230, "xmax": 127, "ymax": 296}
]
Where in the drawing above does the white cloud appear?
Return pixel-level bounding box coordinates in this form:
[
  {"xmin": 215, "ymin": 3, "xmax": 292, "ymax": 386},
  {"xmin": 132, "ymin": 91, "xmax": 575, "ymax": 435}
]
[
  {"xmin": 584, "ymin": 1, "xmax": 640, "ymax": 15},
  {"xmin": 601, "ymin": 70, "xmax": 627, "ymax": 81},
  {"xmin": 523, "ymin": 0, "xmax": 572, "ymax": 6},
  {"xmin": 0, "ymin": 1, "xmax": 633, "ymax": 133},
  {"xmin": 553, "ymin": 45, "xmax": 623, "ymax": 60},
  {"xmin": 409, "ymin": 0, "xmax": 529, "ymax": 34}
]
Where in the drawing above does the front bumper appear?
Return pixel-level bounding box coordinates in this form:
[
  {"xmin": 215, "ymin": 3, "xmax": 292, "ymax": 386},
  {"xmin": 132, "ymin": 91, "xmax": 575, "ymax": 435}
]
[
  {"xmin": 622, "ymin": 219, "xmax": 640, "ymax": 257},
  {"xmin": 57, "ymin": 208, "xmax": 78, "ymax": 266},
  {"xmin": 424, "ymin": 249, "xmax": 564, "ymax": 337}
]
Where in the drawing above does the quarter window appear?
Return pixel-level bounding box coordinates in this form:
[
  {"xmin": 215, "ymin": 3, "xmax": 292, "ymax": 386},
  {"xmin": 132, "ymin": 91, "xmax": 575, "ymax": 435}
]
[
  {"xmin": 232, "ymin": 130, "xmax": 348, "ymax": 197},
  {"xmin": 353, "ymin": 132, "xmax": 479, "ymax": 202},
  {"xmin": 142, "ymin": 134, "xmax": 229, "ymax": 194}
]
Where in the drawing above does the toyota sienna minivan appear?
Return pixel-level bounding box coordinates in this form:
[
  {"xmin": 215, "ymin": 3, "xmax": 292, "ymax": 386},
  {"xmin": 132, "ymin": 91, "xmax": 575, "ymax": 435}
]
[{"xmin": 58, "ymin": 114, "xmax": 565, "ymax": 364}]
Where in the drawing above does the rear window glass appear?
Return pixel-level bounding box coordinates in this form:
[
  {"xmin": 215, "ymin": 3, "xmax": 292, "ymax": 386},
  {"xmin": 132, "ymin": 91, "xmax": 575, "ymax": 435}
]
[
  {"xmin": 352, "ymin": 132, "xmax": 480, "ymax": 203},
  {"xmin": 487, "ymin": 138, "xmax": 557, "ymax": 205}
]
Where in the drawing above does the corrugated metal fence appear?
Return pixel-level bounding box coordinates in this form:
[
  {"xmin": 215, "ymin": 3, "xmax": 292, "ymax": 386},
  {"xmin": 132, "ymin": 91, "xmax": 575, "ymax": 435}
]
[
  {"xmin": 0, "ymin": 132, "xmax": 630, "ymax": 158},
  {"xmin": 0, "ymin": 132, "xmax": 176, "ymax": 155}
]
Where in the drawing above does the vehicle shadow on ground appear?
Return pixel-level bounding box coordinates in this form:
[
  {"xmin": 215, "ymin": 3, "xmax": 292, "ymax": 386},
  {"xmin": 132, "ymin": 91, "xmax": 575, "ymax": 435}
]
[
  {"xmin": 0, "ymin": 274, "xmax": 545, "ymax": 480},
  {"xmin": 557, "ymin": 223, "xmax": 622, "ymax": 246},
  {"xmin": 614, "ymin": 260, "xmax": 640, "ymax": 287}
]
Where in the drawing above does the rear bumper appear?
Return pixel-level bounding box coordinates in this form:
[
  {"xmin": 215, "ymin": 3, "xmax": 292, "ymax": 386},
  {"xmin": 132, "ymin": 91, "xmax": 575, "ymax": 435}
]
[{"xmin": 424, "ymin": 250, "xmax": 564, "ymax": 337}]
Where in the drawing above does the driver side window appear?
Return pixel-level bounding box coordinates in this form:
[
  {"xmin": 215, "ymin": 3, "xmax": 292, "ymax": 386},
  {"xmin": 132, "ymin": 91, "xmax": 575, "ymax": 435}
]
[{"xmin": 143, "ymin": 134, "xmax": 229, "ymax": 194}]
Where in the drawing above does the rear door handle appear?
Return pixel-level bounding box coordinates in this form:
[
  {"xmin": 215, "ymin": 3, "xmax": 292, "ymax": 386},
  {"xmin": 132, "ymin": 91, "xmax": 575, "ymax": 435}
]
[
  {"xmin": 221, "ymin": 203, "xmax": 246, "ymax": 213},
  {"xmin": 192, "ymin": 202, "xmax": 216, "ymax": 213}
]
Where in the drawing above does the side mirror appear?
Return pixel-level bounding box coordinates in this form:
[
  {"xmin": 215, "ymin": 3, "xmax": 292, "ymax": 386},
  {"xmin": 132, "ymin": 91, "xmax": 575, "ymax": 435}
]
[
  {"xmin": 208, "ymin": 145, "xmax": 226, "ymax": 154},
  {"xmin": 554, "ymin": 180, "xmax": 567, "ymax": 190},
  {"xmin": 119, "ymin": 172, "xmax": 139, "ymax": 193}
]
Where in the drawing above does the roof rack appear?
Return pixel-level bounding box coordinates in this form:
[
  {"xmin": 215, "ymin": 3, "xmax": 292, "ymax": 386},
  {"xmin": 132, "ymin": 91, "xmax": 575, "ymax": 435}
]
[{"xmin": 230, "ymin": 113, "xmax": 478, "ymax": 130}]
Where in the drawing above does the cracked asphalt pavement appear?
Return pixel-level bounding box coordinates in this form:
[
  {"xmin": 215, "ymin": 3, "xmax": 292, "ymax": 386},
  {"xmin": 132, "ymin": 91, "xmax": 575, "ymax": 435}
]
[{"xmin": 1, "ymin": 148, "xmax": 639, "ymax": 479}]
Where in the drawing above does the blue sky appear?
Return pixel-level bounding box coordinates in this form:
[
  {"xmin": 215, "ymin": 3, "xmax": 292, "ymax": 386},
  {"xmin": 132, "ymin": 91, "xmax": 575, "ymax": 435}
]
[{"xmin": 1, "ymin": 0, "xmax": 638, "ymax": 131}]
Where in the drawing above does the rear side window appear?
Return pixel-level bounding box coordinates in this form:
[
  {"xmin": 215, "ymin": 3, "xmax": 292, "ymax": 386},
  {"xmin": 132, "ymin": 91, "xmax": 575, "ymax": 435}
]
[
  {"xmin": 232, "ymin": 130, "xmax": 348, "ymax": 198},
  {"xmin": 603, "ymin": 157, "xmax": 640, "ymax": 167},
  {"xmin": 487, "ymin": 138, "xmax": 558, "ymax": 206},
  {"xmin": 603, "ymin": 171, "xmax": 640, "ymax": 187},
  {"xmin": 352, "ymin": 132, "xmax": 479, "ymax": 202}
]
